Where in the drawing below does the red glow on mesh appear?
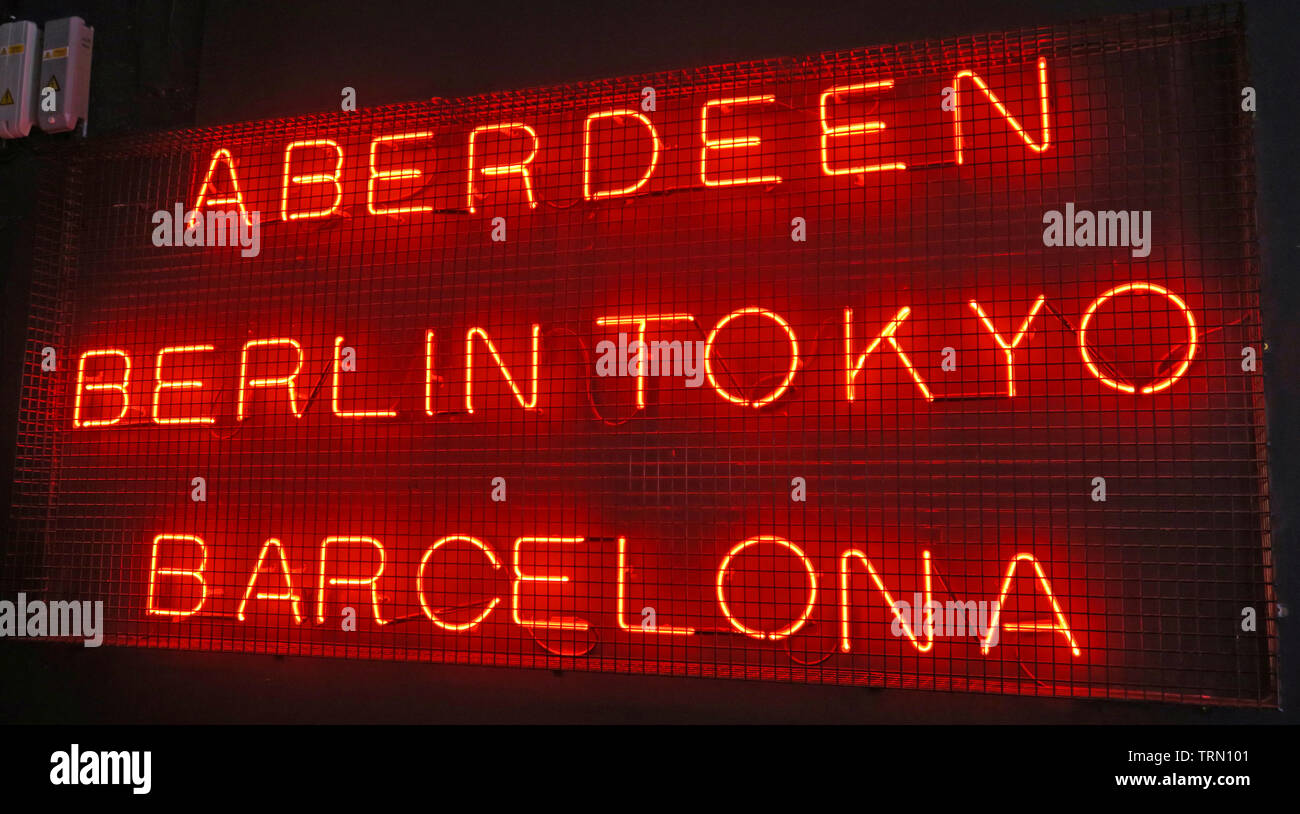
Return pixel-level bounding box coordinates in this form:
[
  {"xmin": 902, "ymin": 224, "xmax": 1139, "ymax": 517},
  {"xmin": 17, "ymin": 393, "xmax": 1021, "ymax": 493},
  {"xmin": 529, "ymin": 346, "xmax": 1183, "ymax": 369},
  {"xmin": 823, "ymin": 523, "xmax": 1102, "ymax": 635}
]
[
  {"xmin": 74, "ymin": 349, "xmax": 131, "ymax": 428},
  {"xmin": 189, "ymin": 147, "xmax": 251, "ymax": 228},
  {"xmin": 237, "ymin": 538, "xmax": 303, "ymax": 623},
  {"xmin": 700, "ymin": 96, "xmax": 783, "ymax": 187},
  {"xmin": 511, "ymin": 537, "xmax": 589, "ymax": 631},
  {"xmin": 280, "ymin": 139, "xmax": 344, "ymax": 221},
  {"xmin": 316, "ymin": 536, "xmax": 389, "ymax": 625},
  {"xmin": 952, "ymin": 57, "xmax": 1051, "ymax": 165},
  {"xmin": 24, "ymin": 16, "xmax": 1273, "ymax": 706},
  {"xmin": 704, "ymin": 307, "xmax": 799, "ymax": 408},
  {"xmin": 839, "ymin": 549, "xmax": 934, "ymax": 653},
  {"xmin": 368, "ymin": 131, "xmax": 434, "ymax": 216},
  {"xmin": 417, "ymin": 536, "xmax": 502, "ymax": 631},
  {"xmin": 596, "ymin": 313, "xmax": 696, "ymax": 408},
  {"xmin": 818, "ymin": 80, "xmax": 907, "ymax": 176},
  {"xmin": 147, "ymin": 534, "xmax": 208, "ymax": 618},
  {"xmin": 467, "ymin": 123, "xmax": 539, "ymax": 213},
  {"xmin": 464, "ymin": 325, "xmax": 541, "ymax": 413},
  {"xmin": 237, "ymin": 338, "xmax": 305, "ymax": 420},
  {"xmin": 716, "ymin": 536, "xmax": 818, "ymax": 641},
  {"xmin": 982, "ymin": 553, "xmax": 1080, "ymax": 657},
  {"xmin": 968, "ymin": 295, "xmax": 1047, "ymax": 398},
  {"xmin": 843, "ymin": 307, "xmax": 933, "ymax": 402},
  {"xmin": 616, "ymin": 537, "xmax": 695, "ymax": 636},
  {"xmin": 583, "ymin": 110, "xmax": 661, "ymax": 200},
  {"xmin": 1078, "ymin": 282, "xmax": 1198, "ymax": 395},
  {"xmin": 332, "ymin": 336, "xmax": 397, "ymax": 418},
  {"xmin": 152, "ymin": 344, "xmax": 216, "ymax": 425}
]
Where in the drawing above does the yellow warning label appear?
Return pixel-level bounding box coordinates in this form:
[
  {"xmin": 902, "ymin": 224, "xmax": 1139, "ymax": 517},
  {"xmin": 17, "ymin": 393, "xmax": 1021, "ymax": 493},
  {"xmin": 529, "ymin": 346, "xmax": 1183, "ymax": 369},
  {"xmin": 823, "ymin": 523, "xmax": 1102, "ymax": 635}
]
[
  {"xmin": 4, "ymin": 43, "xmax": 25, "ymax": 54},
  {"xmin": 0, "ymin": 89, "xmax": 12, "ymax": 105},
  {"xmin": 45, "ymin": 75, "xmax": 60, "ymax": 91},
  {"xmin": 42, "ymin": 46, "xmax": 67, "ymax": 60}
]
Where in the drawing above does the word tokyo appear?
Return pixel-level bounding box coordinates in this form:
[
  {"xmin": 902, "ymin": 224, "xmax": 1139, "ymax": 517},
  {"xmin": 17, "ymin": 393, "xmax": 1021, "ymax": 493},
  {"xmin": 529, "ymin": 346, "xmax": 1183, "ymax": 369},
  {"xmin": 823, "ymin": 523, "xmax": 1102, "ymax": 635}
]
[{"xmin": 70, "ymin": 284, "xmax": 1198, "ymax": 429}]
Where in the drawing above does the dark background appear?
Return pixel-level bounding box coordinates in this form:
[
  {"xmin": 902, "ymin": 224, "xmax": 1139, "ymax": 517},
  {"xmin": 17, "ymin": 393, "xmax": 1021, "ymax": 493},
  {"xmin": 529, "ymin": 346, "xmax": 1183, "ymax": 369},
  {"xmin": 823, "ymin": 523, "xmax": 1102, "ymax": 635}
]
[{"xmin": 1, "ymin": 0, "xmax": 1295, "ymax": 723}]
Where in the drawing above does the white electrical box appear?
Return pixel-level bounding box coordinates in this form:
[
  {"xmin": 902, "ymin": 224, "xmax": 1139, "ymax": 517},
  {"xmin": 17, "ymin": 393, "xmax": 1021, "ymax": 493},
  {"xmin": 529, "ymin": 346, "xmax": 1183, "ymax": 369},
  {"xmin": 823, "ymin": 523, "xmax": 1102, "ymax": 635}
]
[
  {"xmin": 38, "ymin": 16, "xmax": 93, "ymax": 134},
  {"xmin": 0, "ymin": 21, "xmax": 41, "ymax": 139}
]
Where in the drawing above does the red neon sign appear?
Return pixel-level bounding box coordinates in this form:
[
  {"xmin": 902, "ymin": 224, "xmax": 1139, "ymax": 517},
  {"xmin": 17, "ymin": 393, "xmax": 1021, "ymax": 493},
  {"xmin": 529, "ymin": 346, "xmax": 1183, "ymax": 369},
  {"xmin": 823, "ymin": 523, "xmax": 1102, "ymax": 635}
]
[
  {"xmin": 185, "ymin": 62, "xmax": 1055, "ymax": 220},
  {"xmin": 10, "ymin": 8, "xmax": 1274, "ymax": 706},
  {"xmin": 67, "ymin": 290, "xmax": 1205, "ymax": 427}
]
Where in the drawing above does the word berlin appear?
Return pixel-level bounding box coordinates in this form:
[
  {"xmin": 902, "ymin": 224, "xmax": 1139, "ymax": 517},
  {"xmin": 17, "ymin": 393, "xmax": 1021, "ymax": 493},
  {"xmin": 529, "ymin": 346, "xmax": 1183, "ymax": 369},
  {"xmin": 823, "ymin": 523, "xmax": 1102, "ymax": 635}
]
[{"xmin": 71, "ymin": 283, "xmax": 1199, "ymax": 428}]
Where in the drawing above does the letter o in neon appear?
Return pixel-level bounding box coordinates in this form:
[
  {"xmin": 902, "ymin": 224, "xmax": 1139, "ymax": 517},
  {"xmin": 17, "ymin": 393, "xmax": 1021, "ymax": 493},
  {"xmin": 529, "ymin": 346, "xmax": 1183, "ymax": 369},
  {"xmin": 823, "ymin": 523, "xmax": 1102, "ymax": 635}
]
[
  {"xmin": 704, "ymin": 307, "xmax": 800, "ymax": 408},
  {"xmin": 1078, "ymin": 282, "xmax": 1197, "ymax": 394},
  {"xmin": 716, "ymin": 535, "xmax": 818, "ymax": 640}
]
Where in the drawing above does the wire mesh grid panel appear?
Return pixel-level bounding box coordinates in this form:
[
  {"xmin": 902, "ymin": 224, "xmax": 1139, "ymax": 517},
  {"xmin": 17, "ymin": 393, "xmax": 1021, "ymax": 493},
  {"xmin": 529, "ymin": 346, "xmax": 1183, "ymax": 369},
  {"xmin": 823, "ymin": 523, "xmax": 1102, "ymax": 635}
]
[{"xmin": 7, "ymin": 4, "xmax": 1275, "ymax": 705}]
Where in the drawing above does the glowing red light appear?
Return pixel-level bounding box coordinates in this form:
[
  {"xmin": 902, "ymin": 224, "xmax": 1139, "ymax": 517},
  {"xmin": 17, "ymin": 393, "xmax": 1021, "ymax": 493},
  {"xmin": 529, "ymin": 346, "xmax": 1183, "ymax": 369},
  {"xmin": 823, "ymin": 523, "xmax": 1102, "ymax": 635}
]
[
  {"xmin": 152, "ymin": 344, "xmax": 216, "ymax": 426},
  {"xmin": 583, "ymin": 110, "xmax": 661, "ymax": 200},
  {"xmin": 417, "ymin": 536, "xmax": 502, "ymax": 631},
  {"xmin": 316, "ymin": 535, "xmax": 388, "ymax": 625},
  {"xmin": 1078, "ymin": 282, "xmax": 1198, "ymax": 395},
  {"xmin": 147, "ymin": 534, "xmax": 208, "ymax": 618},
  {"xmin": 237, "ymin": 338, "xmax": 305, "ymax": 420},
  {"xmin": 700, "ymin": 96, "xmax": 783, "ymax": 188},
  {"xmin": 716, "ymin": 536, "xmax": 818, "ymax": 641},
  {"xmin": 968, "ymin": 295, "xmax": 1046, "ymax": 398},
  {"xmin": 704, "ymin": 307, "xmax": 799, "ymax": 408},
  {"xmin": 511, "ymin": 537, "xmax": 589, "ymax": 631},
  {"xmin": 467, "ymin": 123, "xmax": 539, "ymax": 213},
  {"xmin": 818, "ymin": 80, "xmax": 906, "ymax": 176},
  {"xmin": 332, "ymin": 336, "xmax": 397, "ymax": 418},
  {"xmin": 280, "ymin": 139, "xmax": 344, "ymax": 221},
  {"xmin": 237, "ymin": 538, "xmax": 304, "ymax": 623},
  {"xmin": 73, "ymin": 349, "xmax": 131, "ymax": 428},
  {"xmin": 982, "ymin": 553, "xmax": 1080, "ymax": 657},
  {"xmin": 595, "ymin": 313, "xmax": 696, "ymax": 408},
  {"xmin": 616, "ymin": 537, "xmax": 694, "ymax": 636},
  {"xmin": 21, "ymin": 14, "xmax": 1273, "ymax": 706},
  {"xmin": 843, "ymin": 307, "xmax": 933, "ymax": 402},
  {"xmin": 952, "ymin": 57, "xmax": 1051, "ymax": 165},
  {"xmin": 189, "ymin": 147, "xmax": 251, "ymax": 228},
  {"xmin": 839, "ymin": 549, "xmax": 934, "ymax": 653},
  {"xmin": 368, "ymin": 131, "xmax": 434, "ymax": 216},
  {"xmin": 464, "ymin": 325, "xmax": 541, "ymax": 414}
]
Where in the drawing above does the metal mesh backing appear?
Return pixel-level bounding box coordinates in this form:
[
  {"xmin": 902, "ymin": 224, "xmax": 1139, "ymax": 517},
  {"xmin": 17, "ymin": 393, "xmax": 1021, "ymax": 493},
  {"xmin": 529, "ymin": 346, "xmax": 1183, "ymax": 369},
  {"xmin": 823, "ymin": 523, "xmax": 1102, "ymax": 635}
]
[{"xmin": 6, "ymin": 4, "xmax": 1274, "ymax": 705}]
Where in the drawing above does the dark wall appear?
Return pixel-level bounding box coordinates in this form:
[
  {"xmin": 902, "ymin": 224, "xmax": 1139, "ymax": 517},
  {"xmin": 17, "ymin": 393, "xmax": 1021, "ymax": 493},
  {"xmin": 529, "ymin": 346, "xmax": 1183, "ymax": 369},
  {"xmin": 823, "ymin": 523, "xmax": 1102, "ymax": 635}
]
[
  {"xmin": 2, "ymin": 0, "xmax": 1295, "ymax": 723},
  {"xmin": 0, "ymin": 0, "xmax": 203, "ymax": 523}
]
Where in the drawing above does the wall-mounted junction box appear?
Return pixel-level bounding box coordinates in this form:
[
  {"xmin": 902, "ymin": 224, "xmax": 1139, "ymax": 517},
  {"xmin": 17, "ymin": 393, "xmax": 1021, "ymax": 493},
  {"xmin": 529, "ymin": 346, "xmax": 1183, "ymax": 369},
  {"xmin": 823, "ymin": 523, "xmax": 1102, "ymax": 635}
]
[
  {"xmin": 38, "ymin": 16, "xmax": 93, "ymax": 134},
  {"xmin": 0, "ymin": 21, "xmax": 41, "ymax": 139}
]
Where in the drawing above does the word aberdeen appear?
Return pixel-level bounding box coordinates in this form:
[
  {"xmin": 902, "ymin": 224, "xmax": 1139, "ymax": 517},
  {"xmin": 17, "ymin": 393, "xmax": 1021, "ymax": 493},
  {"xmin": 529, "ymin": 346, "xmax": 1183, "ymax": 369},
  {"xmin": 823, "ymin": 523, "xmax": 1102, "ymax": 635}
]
[{"xmin": 182, "ymin": 60, "xmax": 1051, "ymax": 223}]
